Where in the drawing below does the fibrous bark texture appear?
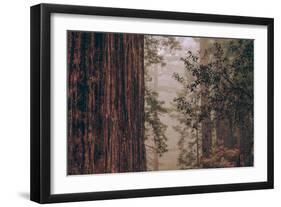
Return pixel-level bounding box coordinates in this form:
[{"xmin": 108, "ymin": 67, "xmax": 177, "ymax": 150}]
[{"xmin": 67, "ymin": 31, "xmax": 146, "ymax": 175}]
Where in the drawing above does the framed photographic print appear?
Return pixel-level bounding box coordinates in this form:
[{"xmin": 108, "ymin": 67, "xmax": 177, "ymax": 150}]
[{"xmin": 30, "ymin": 3, "xmax": 274, "ymax": 203}]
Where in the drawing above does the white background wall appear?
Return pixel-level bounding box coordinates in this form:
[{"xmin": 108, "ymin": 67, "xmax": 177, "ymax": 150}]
[{"xmin": 0, "ymin": 0, "xmax": 279, "ymax": 206}]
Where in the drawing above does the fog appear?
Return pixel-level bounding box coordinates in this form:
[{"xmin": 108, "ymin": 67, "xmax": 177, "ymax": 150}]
[{"xmin": 145, "ymin": 37, "xmax": 199, "ymax": 170}]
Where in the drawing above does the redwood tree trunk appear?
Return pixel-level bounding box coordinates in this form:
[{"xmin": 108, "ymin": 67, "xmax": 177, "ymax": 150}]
[
  {"xmin": 200, "ymin": 39, "xmax": 212, "ymax": 158},
  {"xmin": 201, "ymin": 115, "xmax": 212, "ymax": 157},
  {"xmin": 67, "ymin": 31, "xmax": 146, "ymax": 174}
]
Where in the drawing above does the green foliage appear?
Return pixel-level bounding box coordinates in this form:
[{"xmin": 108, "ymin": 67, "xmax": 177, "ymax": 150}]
[
  {"xmin": 144, "ymin": 35, "xmax": 181, "ymax": 156},
  {"xmin": 173, "ymin": 39, "xmax": 254, "ymax": 168},
  {"xmin": 144, "ymin": 36, "xmax": 181, "ymax": 68},
  {"xmin": 174, "ymin": 124, "xmax": 199, "ymax": 169},
  {"xmin": 174, "ymin": 39, "xmax": 253, "ymax": 125},
  {"xmin": 145, "ymin": 88, "xmax": 168, "ymax": 155}
]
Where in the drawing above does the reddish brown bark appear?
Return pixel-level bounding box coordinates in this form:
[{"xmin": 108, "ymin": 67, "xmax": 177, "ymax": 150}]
[
  {"xmin": 67, "ymin": 31, "xmax": 146, "ymax": 174},
  {"xmin": 201, "ymin": 116, "xmax": 212, "ymax": 157},
  {"xmin": 215, "ymin": 117, "xmax": 234, "ymax": 147}
]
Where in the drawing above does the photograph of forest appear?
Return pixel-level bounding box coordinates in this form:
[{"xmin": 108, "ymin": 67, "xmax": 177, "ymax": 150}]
[{"xmin": 67, "ymin": 31, "xmax": 254, "ymax": 175}]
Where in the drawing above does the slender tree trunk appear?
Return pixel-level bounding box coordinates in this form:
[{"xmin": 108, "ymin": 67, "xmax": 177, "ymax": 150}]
[
  {"xmin": 67, "ymin": 31, "xmax": 146, "ymax": 174},
  {"xmin": 201, "ymin": 115, "xmax": 212, "ymax": 157},
  {"xmin": 152, "ymin": 65, "xmax": 159, "ymax": 170},
  {"xmin": 216, "ymin": 116, "xmax": 235, "ymax": 148},
  {"xmin": 153, "ymin": 146, "xmax": 159, "ymax": 170},
  {"xmin": 200, "ymin": 39, "xmax": 212, "ymax": 158}
]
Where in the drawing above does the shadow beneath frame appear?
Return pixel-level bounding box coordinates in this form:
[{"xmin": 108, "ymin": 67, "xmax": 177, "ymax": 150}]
[{"xmin": 18, "ymin": 192, "xmax": 30, "ymax": 200}]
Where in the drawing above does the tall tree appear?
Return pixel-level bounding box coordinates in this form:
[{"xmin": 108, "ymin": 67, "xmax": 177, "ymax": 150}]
[
  {"xmin": 144, "ymin": 35, "xmax": 181, "ymax": 170},
  {"xmin": 67, "ymin": 31, "xmax": 146, "ymax": 174},
  {"xmin": 199, "ymin": 39, "xmax": 213, "ymax": 157},
  {"xmin": 173, "ymin": 38, "xmax": 253, "ymax": 168}
]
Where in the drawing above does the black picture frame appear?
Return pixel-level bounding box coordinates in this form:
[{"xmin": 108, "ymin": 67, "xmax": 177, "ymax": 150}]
[{"xmin": 30, "ymin": 3, "xmax": 274, "ymax": 204}]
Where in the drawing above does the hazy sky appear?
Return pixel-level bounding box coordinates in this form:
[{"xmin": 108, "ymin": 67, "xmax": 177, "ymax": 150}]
[{"xmin": 146, "ymin": 37, "xmax": 199, "ymax": 170}]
